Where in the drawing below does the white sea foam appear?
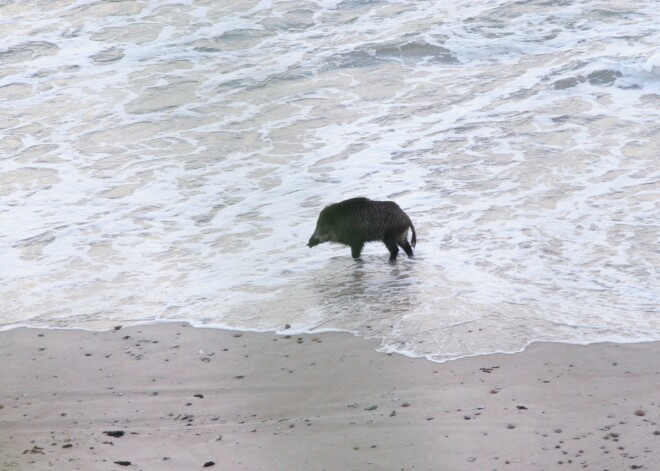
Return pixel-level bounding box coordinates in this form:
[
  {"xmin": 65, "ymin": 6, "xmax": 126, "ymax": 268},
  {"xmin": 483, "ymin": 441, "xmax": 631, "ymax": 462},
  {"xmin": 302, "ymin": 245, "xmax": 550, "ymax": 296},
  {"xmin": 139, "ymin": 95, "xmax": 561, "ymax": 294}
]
[{"xmin": 1, "ymin": 0, "xmax": 659, "ymax": 360}]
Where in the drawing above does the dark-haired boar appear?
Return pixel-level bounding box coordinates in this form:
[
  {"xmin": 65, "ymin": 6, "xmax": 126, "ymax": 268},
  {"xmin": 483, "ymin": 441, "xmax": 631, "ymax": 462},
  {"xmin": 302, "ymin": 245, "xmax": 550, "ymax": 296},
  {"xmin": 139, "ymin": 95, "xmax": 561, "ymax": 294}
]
[{"xmin": 307, "ymin": 197, "xmax": 417, "ymax": 260}]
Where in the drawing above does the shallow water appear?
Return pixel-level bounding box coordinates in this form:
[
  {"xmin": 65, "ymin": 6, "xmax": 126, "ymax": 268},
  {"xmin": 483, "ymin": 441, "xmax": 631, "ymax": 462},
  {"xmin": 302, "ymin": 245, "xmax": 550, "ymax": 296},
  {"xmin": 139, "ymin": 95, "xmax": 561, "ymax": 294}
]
[{"xmin": 1, "ymin": 0, "xmax": 659, "ymax": 361}]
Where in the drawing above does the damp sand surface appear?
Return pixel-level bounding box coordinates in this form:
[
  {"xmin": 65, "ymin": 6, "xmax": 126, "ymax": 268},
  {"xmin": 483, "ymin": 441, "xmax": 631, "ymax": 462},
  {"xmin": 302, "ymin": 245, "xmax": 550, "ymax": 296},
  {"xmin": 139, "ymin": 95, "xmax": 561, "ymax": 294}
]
[{"xmin": 2, "ymin": 324, "xmax": 659, "ymax": 470}]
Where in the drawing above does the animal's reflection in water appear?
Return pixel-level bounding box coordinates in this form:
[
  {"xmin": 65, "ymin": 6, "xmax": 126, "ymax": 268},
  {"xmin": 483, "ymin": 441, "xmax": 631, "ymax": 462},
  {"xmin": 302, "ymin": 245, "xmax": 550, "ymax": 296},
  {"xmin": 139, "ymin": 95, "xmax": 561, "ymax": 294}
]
[{"xmin": 308, "ymin": 255, "xmax": 419, "ymax": 332}]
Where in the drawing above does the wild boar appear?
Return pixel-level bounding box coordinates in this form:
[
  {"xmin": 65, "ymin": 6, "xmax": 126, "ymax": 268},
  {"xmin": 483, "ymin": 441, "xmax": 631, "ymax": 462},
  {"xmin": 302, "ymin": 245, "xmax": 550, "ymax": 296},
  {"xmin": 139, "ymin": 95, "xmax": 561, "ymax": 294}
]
[{"xmin": 307, "ymin": 197, "xmax": 417, "ymax": 260}]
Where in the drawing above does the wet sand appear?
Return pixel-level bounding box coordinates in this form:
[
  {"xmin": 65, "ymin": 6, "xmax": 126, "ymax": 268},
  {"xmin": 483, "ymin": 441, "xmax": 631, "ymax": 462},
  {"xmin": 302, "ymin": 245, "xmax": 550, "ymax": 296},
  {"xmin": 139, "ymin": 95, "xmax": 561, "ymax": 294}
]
[{"xmin": 1, "ymin": 324, "xmax": 659, "ymax": 470}]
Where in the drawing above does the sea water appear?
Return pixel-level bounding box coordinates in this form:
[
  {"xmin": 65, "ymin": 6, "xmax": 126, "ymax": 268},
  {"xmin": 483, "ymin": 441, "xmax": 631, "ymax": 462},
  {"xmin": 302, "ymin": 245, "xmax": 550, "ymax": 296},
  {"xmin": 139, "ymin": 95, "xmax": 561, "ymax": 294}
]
[{"xmin": 1, "ymin": 0, "xmax": 658, "ymax": 361}]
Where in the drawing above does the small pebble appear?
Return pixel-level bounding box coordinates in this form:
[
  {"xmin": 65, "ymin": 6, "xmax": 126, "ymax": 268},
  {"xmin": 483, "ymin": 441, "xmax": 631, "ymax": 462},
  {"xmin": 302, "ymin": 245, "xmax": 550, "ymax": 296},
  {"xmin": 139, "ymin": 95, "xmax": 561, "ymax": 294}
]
[
  {"xmin": 507, "ymin": 424, "xmax": 516, "ymax": 429},
  {"xmin": 634, "ymin": 409, "xmax": 646, "ymax": 417},
  {"xmin": 203, "ymin": 461, "xmax": 215, "ymax": 467}
]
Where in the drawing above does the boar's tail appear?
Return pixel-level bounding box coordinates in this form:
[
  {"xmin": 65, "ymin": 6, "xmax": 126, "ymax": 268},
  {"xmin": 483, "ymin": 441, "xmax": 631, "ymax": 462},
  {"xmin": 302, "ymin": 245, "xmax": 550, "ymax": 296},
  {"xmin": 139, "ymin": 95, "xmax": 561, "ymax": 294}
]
[{"xmin": 410, "ymin": 222, "xmax": 417, "ymax": 248}]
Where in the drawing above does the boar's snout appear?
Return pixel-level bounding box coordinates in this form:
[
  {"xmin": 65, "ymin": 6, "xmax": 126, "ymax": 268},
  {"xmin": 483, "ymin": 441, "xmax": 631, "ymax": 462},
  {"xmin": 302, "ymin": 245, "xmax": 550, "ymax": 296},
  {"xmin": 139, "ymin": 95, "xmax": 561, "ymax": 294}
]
[{"xmin": 307, "ymin": 236, "xmax": 320, "ymax": 248}]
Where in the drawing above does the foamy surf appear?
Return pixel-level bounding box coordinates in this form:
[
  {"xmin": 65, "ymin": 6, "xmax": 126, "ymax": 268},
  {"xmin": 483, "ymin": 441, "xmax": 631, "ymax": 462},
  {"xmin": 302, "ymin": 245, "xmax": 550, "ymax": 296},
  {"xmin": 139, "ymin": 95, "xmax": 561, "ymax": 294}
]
[{"xmin": 1, "ymin": 0, "xmax": 658, "ymax": 361}]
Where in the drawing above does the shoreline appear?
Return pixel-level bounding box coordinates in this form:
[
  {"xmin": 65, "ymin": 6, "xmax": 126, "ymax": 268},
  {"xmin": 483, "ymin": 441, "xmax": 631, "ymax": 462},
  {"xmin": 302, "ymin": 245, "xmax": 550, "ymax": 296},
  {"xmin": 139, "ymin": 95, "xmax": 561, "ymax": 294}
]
[
  {"xmin": 4, "ymin": 320, "xmax": 660, "ymax": 364},
  {"xmin": 2, "ymin": 324, "xmax": 659, "ymax": 470}
]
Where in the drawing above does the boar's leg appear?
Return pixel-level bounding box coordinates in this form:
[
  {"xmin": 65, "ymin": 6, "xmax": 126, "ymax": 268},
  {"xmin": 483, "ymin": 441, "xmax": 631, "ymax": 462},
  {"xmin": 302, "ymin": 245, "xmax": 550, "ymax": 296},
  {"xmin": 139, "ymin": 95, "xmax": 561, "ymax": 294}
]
[
  {"xmin": 384, "ymin": 238, "xmax": 399, "ymax": 261},
  {"xmin": 399, "ymin": 240, "xmax": 414, "ymax": 257},
  {"xmin": 350, "ymin": 243, "xmax": 364, "ymax": 259}
]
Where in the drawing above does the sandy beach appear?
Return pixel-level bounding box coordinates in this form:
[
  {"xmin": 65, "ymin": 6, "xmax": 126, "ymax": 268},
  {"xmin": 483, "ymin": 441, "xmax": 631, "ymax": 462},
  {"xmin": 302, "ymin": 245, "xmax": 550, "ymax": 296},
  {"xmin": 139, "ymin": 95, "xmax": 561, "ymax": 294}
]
[{"xmin": 1, "ymin": 324, "xmax": 659, "ymax": 471}]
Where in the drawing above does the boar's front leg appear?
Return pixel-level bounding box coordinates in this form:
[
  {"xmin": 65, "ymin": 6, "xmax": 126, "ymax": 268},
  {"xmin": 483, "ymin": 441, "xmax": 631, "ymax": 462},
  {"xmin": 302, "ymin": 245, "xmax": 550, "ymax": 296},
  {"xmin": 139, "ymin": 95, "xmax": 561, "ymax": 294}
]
[{"xmin": 350, "ymin": 242, "xmax": 364, "ymax": 259}]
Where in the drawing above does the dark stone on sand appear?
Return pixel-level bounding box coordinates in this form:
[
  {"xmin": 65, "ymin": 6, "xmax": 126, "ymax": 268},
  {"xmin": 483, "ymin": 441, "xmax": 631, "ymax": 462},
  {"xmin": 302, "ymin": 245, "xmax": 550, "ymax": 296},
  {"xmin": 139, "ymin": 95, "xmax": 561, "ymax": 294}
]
[
  {"xmin": 113, "ymin": 461, "xmax": 131, "ymax": 466},
  {"xmin": 104, "ymin": 431, "xmax": 125, "ymax": 438},
  {"xmin": 203, "ymin": 461, "xmax": 215, "ymax": 467},
  {"xmin": 464, "ymin": 415, "xmax": 472, "ymax": 420},
  {"xmin": 194, "ymin": 394, "xmax": 204, "ymax": 399},
  {"xmin": 507, "ymin": 424, "xmax": 516, "ymax": 429},
  {"xmin": 401, "ymin": 402, "xmax": 410, "ymax": 407},
  {"xmin": 24, "ymin": 446, "xmax": 45, "ymax": 455},
  {"xmin": 365, "ymin": 405, "xmax": 377, "ymax": 411},
  {"xmin": 517, "ymin": 405, "xmax": 528, "ymax": 410},
  {"xmin": 235, "ymin": 375, "xmax": 245, "ymax": 379},
  {"xmin": 114, "ymin": 326, "xmax": 122, "ymax": 330},
  {"xmin": 653, "ymin": 430, "xmax": 660, "ymax": 435},
  {"xmin": 479, "ymin": 366, "xmax": 499, "ymax": 373},
  {"xmin": 390, "ymin": 411, "xmax": 396, "ymax": 417},
  {"xmin": 62, "ymin": 443, "xmax": 73, "ymax": 448},
  {"xmin": 634, "ymin": 409, "xmax": 646, "ymax": 416},
  {"xmin": 285, "ymin": 324, "xmax": 291, "ymax": 329}
]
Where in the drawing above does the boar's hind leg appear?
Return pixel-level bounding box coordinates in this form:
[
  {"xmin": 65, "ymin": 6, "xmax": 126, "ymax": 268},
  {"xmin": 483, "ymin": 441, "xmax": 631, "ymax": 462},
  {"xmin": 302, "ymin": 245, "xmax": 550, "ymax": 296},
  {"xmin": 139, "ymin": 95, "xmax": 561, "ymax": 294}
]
[
  {"xmin": 399, "ymin": 240, "xmax": 414, "ymax": 258},
  {"xmin": 351, "ymin": 243, "xmax": 364, "ymax": 259},
  {"xmin": 384, "ymin": 238, "xmax": 399, "ymax": 261}
]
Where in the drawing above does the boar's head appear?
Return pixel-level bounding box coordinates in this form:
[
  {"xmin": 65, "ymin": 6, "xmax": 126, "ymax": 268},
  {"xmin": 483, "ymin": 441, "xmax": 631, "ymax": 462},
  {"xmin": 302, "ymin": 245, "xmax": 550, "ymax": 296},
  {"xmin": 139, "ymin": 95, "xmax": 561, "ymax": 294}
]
[{"xmin": 307, "ymin": 207, "xmax": 336, "ymax": 248}]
